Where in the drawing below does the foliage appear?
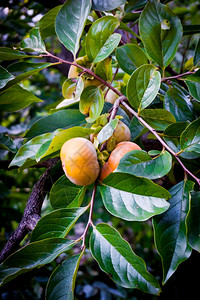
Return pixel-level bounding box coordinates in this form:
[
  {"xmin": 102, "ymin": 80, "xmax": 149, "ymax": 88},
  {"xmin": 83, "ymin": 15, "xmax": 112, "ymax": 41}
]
[{"xmin": 0, "ymin": 0, "xmax": 200, "ymax": 299}]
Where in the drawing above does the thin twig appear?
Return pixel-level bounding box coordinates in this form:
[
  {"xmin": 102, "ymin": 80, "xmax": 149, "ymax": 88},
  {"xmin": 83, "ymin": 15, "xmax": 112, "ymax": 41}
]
[{"xmin": 161, "ymin": 71, "xmax": 195, "ymax": 82}]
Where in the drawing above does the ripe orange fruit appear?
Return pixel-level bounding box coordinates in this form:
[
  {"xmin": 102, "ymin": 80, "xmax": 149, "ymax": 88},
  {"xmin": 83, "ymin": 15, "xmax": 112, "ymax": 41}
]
[
  {"xmin": 60, "ymin": 137, "xmax": 100, "ymax": 186},
  {"xmin": 99, "ymin": 141, "xmax": 141, "ymax": 181},
  {"xmin": 107, "ymin": 120, "xmax": 131, "ymax": 147}
]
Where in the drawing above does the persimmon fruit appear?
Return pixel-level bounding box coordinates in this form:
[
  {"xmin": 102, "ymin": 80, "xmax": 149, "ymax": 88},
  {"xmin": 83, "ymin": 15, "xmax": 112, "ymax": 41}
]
[
  {"xmin": 107, "ymin": 120, "xmax": 131, "ymax": 146},
  {"xmin": 99, "ymin": 141, "xmax": 141, "ymax": 181},
  {"xmin": 60, "ymin": 137, "xmax": 100, "ymax": 186}
]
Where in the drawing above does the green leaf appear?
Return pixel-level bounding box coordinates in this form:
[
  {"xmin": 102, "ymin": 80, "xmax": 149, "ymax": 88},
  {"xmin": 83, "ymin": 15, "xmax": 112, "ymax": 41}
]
[
  {"xmin": 46, "ymin": 252, "xmax": 83, "ymax": 300},
  {"xmin": 180, "ymin": 117, "xmax": 200, "ymax": 154},
  {"xmin": 97, "ymin": 119, "xmax": 118, "ymax": 144},
  {"xmin": 163, "ymin": 121, "xmax": 190, "ymax": 138},
  {"xmin": 139, "ymin": 109, "xmax": 176, "ymax": 131},
  {"xmin": 139, "ymin": 0, "xmax": 182, "ymax": 67},
  {"xmin": 127, "ymin": 64, "xmax": 161, "ymax": 111},
  {"xmin": 31, "ymin": 207, "xmax": 88, "ymax": 242},
  {"xmin": 90, "ymin": 223, "xmax": 161, "ymax": 295},
  {"xmin": 0, "ymin": 84, "xmax": 42, "ymax": 112},
  {"xmin": 185, "ymin": 70, "xmax": 200, "ymax": 102},
  {"xmin": 0, "ymin": 47, "xmax": 33, "ymax": 61},
  {"xmin": 21, "ymin": 27, "xmax": 46, "ymax": 53},
  {"xmin": 164, "ymin": 84, "xmax": 194, "ymax": 122},
  {"xmin": 116, "ymin": 150, "xmax": 172, "ymax": 179},
  {"xmin": 194, "ymin": 38, "xmax": 200, "ymax": 67},
  {"xmin": 36, "ymin": 5, "xmax": 62, "ymax": 39},
  {"xmin": 0, "ymin": 66, "xmax": 15, "ymax": 89},
  {"xmin": 80, "ymin": 86, "xmax": 104, "ymax": 123},
  {"xmin": 92, "ymin": 0, "xmax": 126, "ymax": 11},
  {"xmin": 50, "ymin": 175, "xmax": 86, "ymax": 209},
  {"xmin": 187, "ymin": 191, "xmax": 200, "ymax": 252},
  {"xmin": 102, "ymin": 173, "xmax": 171, "ymax": 199},
  {"xmin": 86, "ymin": 16, "xmax": 120, "ymax": 63},
  {"xmin": 116, "ymin": 44, "xmax": 148, "ymax": 75},
  {"xmin": 37, "ymin": 127, "xmax": 93, "ymax": 161},
  {"xmin": 2, "ymin": 62, "xmax": 56, "ymax": 91},
  {"xmin": 153, "ymin": 180, "xmax": 194, "ymax": 284},
  {"xmin": 25, "ymin": 110, "xmax": 86, "ymax": 139},
  {"xmin": 0, "ymin": 238, "xmax": 75, "ymax": 287},
  {"xmin": 9, "ymin": 132, "xmax": 56, "ymax": 169},
  {"xmin": 95, "ymin": 57, "xmax": 113, "ymax": 82},
  {"xmin": 100, "ymin": 185, "xmax": 169, "ymax": 221},
  {"xmin": 55, "ymin": 0, "xmax": 91, "ymax": 58},
  {"xmin": 0, "ymin": 134, "xmax": 17, "ymax": 153}
]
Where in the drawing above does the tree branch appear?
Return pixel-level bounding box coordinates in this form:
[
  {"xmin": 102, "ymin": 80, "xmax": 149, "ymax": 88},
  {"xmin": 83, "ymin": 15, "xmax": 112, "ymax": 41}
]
[
  {"xmin": 161, "ymin": 71, "xmax": 195, "ymax": 82},
  {"xmin": 0, "ymin": 157, "xmax": 59, "ymax": 263}
]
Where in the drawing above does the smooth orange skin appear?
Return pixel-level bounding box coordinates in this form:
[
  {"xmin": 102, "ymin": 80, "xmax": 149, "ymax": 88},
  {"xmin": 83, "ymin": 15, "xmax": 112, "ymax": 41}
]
[
  {"xmin": 108, "ymin": 120, "xmax": 131, "ymax": 145},
  {"xmin": 105, "ymin": 89, "xmax": 119, "ymax": 104},
  {"xmin": 99, "ymin": 142, "xmax": 141, "ymax": 181},
  {"xmin": 60, "ymin": 138, "xmax": 100, "ymax": 186}
]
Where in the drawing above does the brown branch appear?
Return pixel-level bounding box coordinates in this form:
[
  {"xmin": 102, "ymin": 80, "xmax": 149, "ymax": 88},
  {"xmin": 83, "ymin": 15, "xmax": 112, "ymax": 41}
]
[
  {"xmin": 161, "ymin": 71, "xmax": 195, "ymax": 82},
  {"xmin": 0, "ymin": 157, "xmax": 59, "ymax": 263}
]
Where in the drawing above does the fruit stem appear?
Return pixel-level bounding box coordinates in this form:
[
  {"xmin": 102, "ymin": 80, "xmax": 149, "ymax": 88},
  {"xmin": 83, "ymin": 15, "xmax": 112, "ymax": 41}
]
[
  {"xmin": 81, "ymin": 181, "xmax": 97, "ymax": 249},
  {"xmin": 121, "ymin": 100, "xmax": 200, "ymax": 186}
]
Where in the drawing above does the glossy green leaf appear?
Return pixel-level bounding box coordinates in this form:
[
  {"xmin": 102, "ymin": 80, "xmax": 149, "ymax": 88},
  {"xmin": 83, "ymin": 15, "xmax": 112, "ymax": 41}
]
[
  {"xmin": 180, "ymin": 117, "xmax": 200, "ymax": 154},
  {"xmin": 163, "ymin": 121, "xmax": 190, "ymax": 138},
  {"xmin": 55, "ymin": 0, "xmax": 91, "ymax": 57},
  {"xmin": 185, "ymin": 70, "xmax": 200, "ymax": 102},
  {"xmin": 100, "ymin": 185, "xmax": 169, "ymax": 221},
  {"xmin": 86, "ymin": 16, "xmax": 120, "ymax": 63},
  {"xmin": 139, "ymin": 109, "xmax": 176, "ymax": 131},
  {"xmin": 116, "ymin": 44, "xmax": 148, "ymax": 75},
  {"xmin": 2, "ymin": 62, "xmax": 56, "ymax": 91},
  {"xmin": 153, "ymin": 180, "xmax": 194, "ymax": 284},
  {"xmin": 0, "ymin": 238, "xmax": 76, "ymax": 287},
  {"xmin": 194, "ymin": 38, "xmax": 200, "ymax": 67},
  {"xmin": 0, "ymin": 84, "xmax": 42, "ymax": 112},
  {"xmin": 187, "ymin": 191, "xmax": 200, "ymax": 252},
  {"xmin": 36, "ymin": 5, "xmax": 61, "ymax": 39},
  {"xmin": 31, "ymin": 207, "xmax": 88, "ymax": 242},
  {"xmin": 92, "ymin": 0, "xmax": 126, "ymax": 11},
  {"xmin": 80, "ymin": 86, "xmax": 104, "ymax": 123},
  {"xmin": 46, "ymin": 252, "xmax": 83, "ymax": 300},
  {"xmin": 164, "ymin": 84, "xmax": 194, "ymax": 122},
  {"xmin": 25, "ymin": 109, "xmax": 85, "ymax": 139},
  {"xmin": 116, "ymin": 150, "xmax": 172, "ymax": 179},
  {"xmin": 21, "ymin": 27, "xmax": 46, "ymax": 53},
  {"xmin": 102, "ymin": 173, "xmax": 171, "ymax": 199},
  {"xmin": 0, "ymin": 47, "xmax": 33, "ymax": 61},
  {"xmin": 0, "ymin": 66, "xmax": 15, "ymax": 89},
  {"xmin": 37, "ymin": 127, "xmax": 93, "ymax": 160},
  {"xmin": 139, "ymin": 0, "xmax": 182, "ymax": 67},
  {"xmin": 9, "ymin": 132, "xmax": 56, "ymax": 169},
  {"xmin": 127, "ymin": 64, "xmax": 161, "ymax": 112},
  {"xmin": 129, "ymin": 117, "xmax": 147, "ymax": 140},
  {"xmin": 50, "ymin": 175, "xmax": 86, "ymax": 209},
  {"xmin": 97, "ymin": 119, "xmax": 118, "ymax": 144},
  {"xmin": 90, "ymin": 223, "xmax": 161, "ymax": 295}
]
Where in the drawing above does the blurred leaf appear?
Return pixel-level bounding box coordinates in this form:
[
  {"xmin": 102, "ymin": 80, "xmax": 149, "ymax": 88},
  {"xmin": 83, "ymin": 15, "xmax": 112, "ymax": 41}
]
[
  {"xmin": 37, "ymin": 5, "xmax": 62, "ymax": 39},
  {"xmin": 0, "ymin": 84, "xmax": 42, "ymax": 112},
  {"xmin": 100, "ymin": 185, "xmax": 170, "ymax": 221},
  {"xmin": 97, "ymin": 119, "xmax": 118, "ymax": 144},
  {"xmin": 127, "ymin": 64, "xmax": 161, "ymax": 111},
  {"xmin": 86, "ymin": 16, "xmax": 121, "ymax": 63},
  {"xmin": 0, "ymin": 66, "xmax": 15, "ymax": 89},
  {"xmin": 0, "ymin": 238, "xmax": 76, "ymax": 287},
  {"xmin": 194, "ymin": 38, "xmax": 200, "ymax": 67},
  {"xmin": 102, "ymin": 173, "xmax": 171, "ymax": 199},
  {"xmin": 139, "ymin": 109, "xmax": 176, "ymax": 131},
  {"xmin": 50, "ymin": 175, "xmax": 86, "ymax": 209},
  {"xmin": 55, "ymin": 0, "xmax": 91, "ymax": 58},
  {"xmin": 0, "ymin": 47, "xmax": 33, "ymax": 60},
  {"xmin": 185, "ymin": 70, "xmax": 200, "ymax": 102},
  {"xmin": 116, "ymin": 44, "xmax": 148, "ymax": 75},
  {"xmin": 139, "ymin": 0, "xmax": 182, "ymax": 67},
  {"xmin": 183, "ymin": 25, "xmax": 200, "ymax": 35},
  {"xmin": 21, "ymin": 27, "xmax": 46, "ymax": 53},
  {"xmin": 31, "ymin": 207, "xmax": 88, "ymax": 242},
  {"xmin": 180, "ymin": 117, "xmax": 200, "ymax": 154},
  {"xmin": 95, "ymin": 57, "xmax": 113, "ymax": 82},
  {"xmin": 187, "ymin": 191, "xmax": 200, "ymax": 252},
  {"xmin": 164, "ymin": 84, "xmax": 194, "ymax": 122},
  {"xmin": 153, "ymin": 180, "xmax": 194, "ymax": 284},
  {"xmin": 92, "ymin": 0, "xmax": 126, "ymax": 11},
  {"xmin": 80, "ymin": 86, "xmax": 104, "ymax": 123},
  {"xmin": 0, "ymin": 134, "xmax": 17, "ymax": 152},
  {"xmin": 90, "ymin": 223, "xmax": 161, "ymax": 295},
  {"xmin": 116, "ymin": 150, "xmax": 172, "ymax": 179},
  {"xmin": 46, "ymin": 252, "xmax": 84, "ymax": 300},
  {"xmin": 25, "ymin": 110, "xmax": 86, "ymax": 139}
]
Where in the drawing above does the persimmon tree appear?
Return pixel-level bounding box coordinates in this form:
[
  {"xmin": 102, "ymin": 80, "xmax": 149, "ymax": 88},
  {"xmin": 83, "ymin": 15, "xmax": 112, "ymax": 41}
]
[{"xmin": 0, "ymin": 0, "xmax": 200, "ymax": 298}]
